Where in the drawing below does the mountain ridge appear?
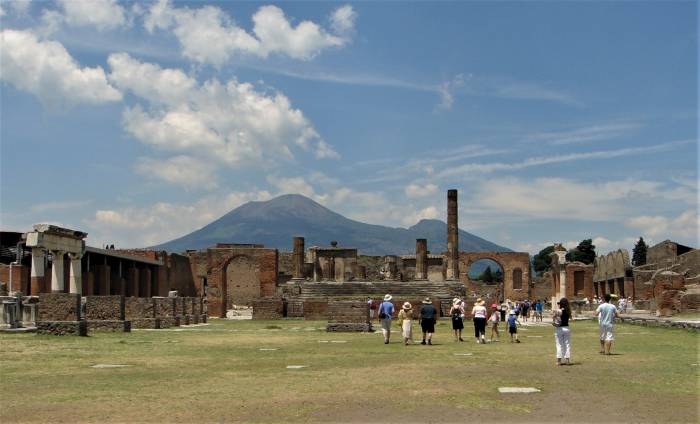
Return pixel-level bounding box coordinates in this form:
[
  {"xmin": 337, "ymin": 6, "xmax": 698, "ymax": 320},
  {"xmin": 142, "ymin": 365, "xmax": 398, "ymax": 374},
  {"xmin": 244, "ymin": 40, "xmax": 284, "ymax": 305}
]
[{"xmin": 153, "ymin": 194, "xmax": 512, "ymax": 255}]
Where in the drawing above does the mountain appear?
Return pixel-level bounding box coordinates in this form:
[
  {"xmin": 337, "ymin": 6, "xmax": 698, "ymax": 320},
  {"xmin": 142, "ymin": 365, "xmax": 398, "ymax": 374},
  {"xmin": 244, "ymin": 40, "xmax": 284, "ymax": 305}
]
[{"xmin": 153, "ymin": 194, "xmax": 512, "ymax": 255}]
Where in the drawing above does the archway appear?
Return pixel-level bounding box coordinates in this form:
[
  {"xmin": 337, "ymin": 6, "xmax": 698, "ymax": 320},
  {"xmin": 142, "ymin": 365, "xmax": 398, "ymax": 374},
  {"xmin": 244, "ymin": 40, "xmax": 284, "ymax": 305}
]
[
  {"xmin": 467, "ymin": 258, "xmax": 504, "ymax": 301},
  {"xmin": 224, "ymin": 256, "xmax": 261, "ymax": 308},
  {"xmin": 459, "ymin": 251, "xmax": 531, "ymax": 301}
]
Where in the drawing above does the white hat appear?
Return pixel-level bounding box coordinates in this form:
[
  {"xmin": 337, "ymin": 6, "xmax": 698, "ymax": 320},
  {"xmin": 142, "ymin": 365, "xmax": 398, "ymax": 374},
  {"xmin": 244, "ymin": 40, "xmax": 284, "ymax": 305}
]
[
  {"xmin": 402, "ymin": 302, "xmax": 412, "ymax": 310},
  {"xmin": 384, "ymin": 294, "xmax": 392, "ymax": 301}
]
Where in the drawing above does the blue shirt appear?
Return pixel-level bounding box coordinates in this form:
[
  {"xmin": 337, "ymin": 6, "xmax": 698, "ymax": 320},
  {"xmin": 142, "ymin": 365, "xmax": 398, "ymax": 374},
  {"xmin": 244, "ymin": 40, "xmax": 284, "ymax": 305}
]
[
  {"xmin": 597, "ymin": 303, "xmax": 617, "ymax": 325},
  {"xmin": 379, "ymin": 301, "xmax": 394, "ymax": 318},
  {"xmin": 507, "ymin": 315, "xmax": 518, "ymax": 328},
  {"xmin": 535, "ymin": 302, "xmax": 543, "ymax": 312}
]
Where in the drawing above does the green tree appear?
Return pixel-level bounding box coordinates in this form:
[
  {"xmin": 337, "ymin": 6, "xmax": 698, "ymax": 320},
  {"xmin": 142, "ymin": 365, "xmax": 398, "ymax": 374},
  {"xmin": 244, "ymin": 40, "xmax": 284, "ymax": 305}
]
[
  {"xmin": 494, "ymin": 268, "xmax": 504, "ymax": 282},
  {"xmin": 632, "ymin": 237, "xmax": 648, "ymax": 266},
  {"xmin": 480, "ymin": 266, "xmax": 494, "ymax": 283},
  {"xmin": 566, "ymin": 239, "xmax": 596, "ymax": 264},
  {"xmin": 533, "ymin": 245, "xmax": 555, "ymax": 275}
]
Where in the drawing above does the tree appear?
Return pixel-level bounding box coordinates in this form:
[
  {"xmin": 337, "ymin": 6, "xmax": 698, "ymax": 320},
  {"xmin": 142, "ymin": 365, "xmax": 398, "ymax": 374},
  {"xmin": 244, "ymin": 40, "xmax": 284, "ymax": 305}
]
[
  {"xmin": 632, "ymin": 237, "xmax": 648, "ymax": 266},
  {"xmin": 494, "ymin": 268, "xmax": 504, "ymax": 282},
  {"xmin": 566, "ymin": 239, "xmax": 596, "ymax": 264},
  {"xmin": 481, "ymin": 266, "xmax": 494, "ymax": 283},
  {"xmin": 533, "ymin": 245, "xmax": 555, "ymax": 275}
]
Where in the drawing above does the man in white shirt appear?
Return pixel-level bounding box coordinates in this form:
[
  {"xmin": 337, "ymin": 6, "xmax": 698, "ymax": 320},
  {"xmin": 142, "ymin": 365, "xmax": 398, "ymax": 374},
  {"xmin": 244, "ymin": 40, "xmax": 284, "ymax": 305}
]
[{"xmin": 596, "ymin": 294, "xmax": 620, "ymax": 355}]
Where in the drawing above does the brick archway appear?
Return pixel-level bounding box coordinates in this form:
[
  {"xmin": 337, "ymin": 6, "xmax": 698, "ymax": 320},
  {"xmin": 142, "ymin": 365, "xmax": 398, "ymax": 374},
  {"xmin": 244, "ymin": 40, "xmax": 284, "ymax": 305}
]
[{"xmin": 458, "ymin": 252, "xmax": 531, "ymax": 301}]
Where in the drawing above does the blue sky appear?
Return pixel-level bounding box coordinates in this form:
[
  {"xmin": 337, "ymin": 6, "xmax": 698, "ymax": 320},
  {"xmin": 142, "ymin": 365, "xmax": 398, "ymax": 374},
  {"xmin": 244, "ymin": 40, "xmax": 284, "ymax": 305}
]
[{"xmin": 1, "ymin": 0, "xmax": 697, "ymax": 254}]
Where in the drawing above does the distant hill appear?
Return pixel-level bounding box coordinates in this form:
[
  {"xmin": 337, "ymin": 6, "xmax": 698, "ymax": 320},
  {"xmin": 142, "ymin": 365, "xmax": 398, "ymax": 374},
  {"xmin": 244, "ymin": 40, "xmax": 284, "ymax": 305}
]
[{"xmin": 153, "ymin": 194, "xmax": 511, "ymax": 255}]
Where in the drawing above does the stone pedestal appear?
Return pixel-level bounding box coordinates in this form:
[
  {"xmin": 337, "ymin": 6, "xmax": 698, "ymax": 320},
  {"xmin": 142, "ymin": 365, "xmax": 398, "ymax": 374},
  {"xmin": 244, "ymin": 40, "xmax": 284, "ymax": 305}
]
[{"xmin": 37, "ymin": 293, "xmax": 86, "ymax": 336}]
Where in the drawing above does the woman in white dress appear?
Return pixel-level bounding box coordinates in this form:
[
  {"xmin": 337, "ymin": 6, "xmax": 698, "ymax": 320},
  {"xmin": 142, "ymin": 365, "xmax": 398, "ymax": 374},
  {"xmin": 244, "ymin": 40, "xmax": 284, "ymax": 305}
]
[{"xmin": 397, "ymin": 302, "xmax": 414, "ymax": 346}]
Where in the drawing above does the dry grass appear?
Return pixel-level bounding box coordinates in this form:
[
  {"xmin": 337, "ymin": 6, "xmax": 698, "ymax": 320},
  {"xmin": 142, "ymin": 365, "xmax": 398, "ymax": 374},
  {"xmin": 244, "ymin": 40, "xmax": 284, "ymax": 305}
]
[{"xmin": 1, "ymin": 319, "xmax": 698, "ymax": 423}]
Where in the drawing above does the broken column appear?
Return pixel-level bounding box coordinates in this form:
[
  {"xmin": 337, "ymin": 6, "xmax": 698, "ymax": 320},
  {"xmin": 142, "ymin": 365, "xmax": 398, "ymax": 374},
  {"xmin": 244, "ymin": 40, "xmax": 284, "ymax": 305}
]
[
  {"xmin": 446, "ymin": 189, "xmax": 459, "ymax": 280},
  {"xmin": 415, "ymin": 239, "xmax": 428, "ymax": 280},
  {"xmin": 292, "ymin": 236, "xmax": 305, "ymax": 280}
]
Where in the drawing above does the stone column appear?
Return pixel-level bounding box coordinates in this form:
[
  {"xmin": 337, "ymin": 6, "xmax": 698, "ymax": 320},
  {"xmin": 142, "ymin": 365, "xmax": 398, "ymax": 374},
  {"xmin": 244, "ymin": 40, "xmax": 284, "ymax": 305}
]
[
  {"xmin": 50, "ymin": 251, "xmax": 65, "ymax": 293},
  {"xmin": 415, "ymin": 239, "xmax": 428, "ymax": 280},
  {"xmin": 446, "ymin": 189, "xmax": 459, "ymax": 280},
  {"xmin": 68, "ymin": 253, "xmax": 82, "ymax": 295},
  {"xmin": 292, "ymin": 237, "xmax": 305, "ymax": 280},
  {"xmin": 30, "ymin": 248, "xmax": 46, "ymax": 295}
]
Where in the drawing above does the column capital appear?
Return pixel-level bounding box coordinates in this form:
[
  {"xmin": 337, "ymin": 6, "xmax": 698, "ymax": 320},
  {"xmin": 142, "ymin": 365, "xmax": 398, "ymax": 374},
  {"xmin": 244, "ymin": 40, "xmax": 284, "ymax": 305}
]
[{"xmin": 67, "ymin": 252, "xmax": 84, "ymax": 260}]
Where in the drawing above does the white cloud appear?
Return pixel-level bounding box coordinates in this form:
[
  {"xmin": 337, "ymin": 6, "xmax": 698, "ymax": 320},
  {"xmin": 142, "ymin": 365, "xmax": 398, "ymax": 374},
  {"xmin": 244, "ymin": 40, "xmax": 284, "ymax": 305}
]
[
  {"xmin": 55, "ymin": 0, "xmax": 127, "ymax": 31},
  {"xmin": 330, "ymin": 4, "xmax": 357, "ymax": 35},
  {"xmin": 144, "ymin": 1, "xmax": 354, "ymax": 66},
  {"xmin": 134, "ymin": 156, "xmax": 218, "ymax": 190},
  {"xmin": 405, "ymin": 183, "xmax": 438, "ymax": 198},
  {"xmin": 0, "ymin": 29, "xmax": 122, "ymax": 108},
  {"xmin": 91, "ymin": 190, "xmax": 273, "ymax": 247},
  {"xmin": 107, "ymin": 53, "xmax": 337, "ymax": 187},
  {"xmin": 30, "ymin": 200, "xmax": 91, "ymax": 213},
  {"xmin": 626, "ymin": 209, "xmax": 699, "ymax": 245},
  {"xmin": 469, "ymin": 177, "xmax": 696, "ymax": 222},
  {"xmin": 267, "ymin": 176, "xmax": 316, "ymax": 198},
  {"xmin": 436, "ymin": 139, "xmax": 694, "ymax": 179},
  {"xmin": 524, "ymin": 122, "xmax": 641, "ymax": 146}
]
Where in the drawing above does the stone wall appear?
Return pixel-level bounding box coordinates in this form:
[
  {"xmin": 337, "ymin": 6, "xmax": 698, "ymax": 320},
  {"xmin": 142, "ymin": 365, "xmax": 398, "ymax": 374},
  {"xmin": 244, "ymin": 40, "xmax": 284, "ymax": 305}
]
[
  {"xmin": 302, "ymin": 299, "xmax": 328, "ymax": 320},
  {"xmin": 653, "ymin": 271, "xmax": 685, "ymax": 317},
  {"xmin": 457, "ymin": 252, "xmax": 531, "ymax": 301},
  {"xmin": 326, "ymin": 301, "xmax": 370, "ymax": 332},
  {"xmin": 85, "ymin": 296, "xmax": 125, "ymax": 320},
  {"xmin": 125, "ymin": 297, "xmax": 155, "ymax": 319},
  {"xmin": 0, "ymin": 264, "xmax": 29, "ymax": 295},
  {"xmin": 252, "ymin": 298, "xmax": 283, "ymax": 319},
  {"xmin": 154, "ymin": 297, "xmax": 176, "ymax": 317},
  {"xmin": 38, "ymin": 293, "xmax": 81, "ymax": 321},
  {"xmin": 37, "ymin": 320, "xmax": 87, "ymax": 336}
]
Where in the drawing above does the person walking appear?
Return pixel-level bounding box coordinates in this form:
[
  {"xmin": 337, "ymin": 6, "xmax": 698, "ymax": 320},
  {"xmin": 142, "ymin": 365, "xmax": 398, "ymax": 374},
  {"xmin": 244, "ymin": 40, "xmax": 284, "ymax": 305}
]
[
  {"xmin": 500, "ymin": 302, "xmax": 507, "ymax": 322},
  {"xmin": 596, "ymin": 293, "xmax": 620, "ymax": 355},
  {"xmin": 471, "ymin": 298, "xmax": 487, "ymax": 344},
  {"xmin": 535, "ymin": 299, "xmax": 543, "ymax": 322},
  {"xmin": 489, "ymin": 303, "xmax": 500, "ymax": 342},
  {"xmin": 449, "ymin": 298, "xmax": 465, "ymax": 342},
  {"xmin": 367, "ymin": 297, "xmax": 375, "ymax": 320},
  {"xmin": 419, "ymin": 297, "xmax": 437, "ymax": 345},
  {"xmin": 378, "ymin": 294, "xmax": 395, "ymax": 344},
  {"xmin": 552, "ymin": 298, "xmax": 572, "ymax": 366},
  {"xmin": 507, "ymin": 310, "xmax": 521, "ymax": 343},
  {"xmin": 397, "ymin": 302, "xmax": 414, "ymax": 346}
]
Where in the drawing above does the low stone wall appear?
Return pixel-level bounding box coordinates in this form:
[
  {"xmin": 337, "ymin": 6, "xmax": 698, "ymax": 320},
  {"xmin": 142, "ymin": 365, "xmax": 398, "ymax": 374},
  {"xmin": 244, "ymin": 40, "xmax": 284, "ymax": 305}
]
[
  {"xmin": 326, "ymin": 301, "xmax": 371, "ymax": 332},
  {"xmin": 125, "ymin": 297, "xmax": 155, "ymax": 319},
  {"xmin": 131, "ymin": 318, "xmax": 160, "ymax": 329},
  {"xmin": 85, "ymin": 296, "xmax": 125, "ymax": 321},
  {"xmin": 87, "ymin": 320, "xmax": 131, "ymax": 332},
  {"xmin": 252, "ymin": 298, "xmax": 283, "ymax": 319},
  {"xmin": 303, "ymin": 300, "xmax": 328, "ymax": 320},
  {"xmin": 285, "ymin": 300, "xmax": 304, "ymax": 318},
  {"xmin": 612, "ymin": 316, "xmax": 700, "ymax": 332},
  {"xmin": 37, "ymin": 320, "xmax": 87, "ymax": 336},
  {"xmin": 38, "ymin": 293, "xmax": 81, "ymax": 321},
  {"xmin": 154, "ymin": 297, "xmax": 176, "ymax": 317}
]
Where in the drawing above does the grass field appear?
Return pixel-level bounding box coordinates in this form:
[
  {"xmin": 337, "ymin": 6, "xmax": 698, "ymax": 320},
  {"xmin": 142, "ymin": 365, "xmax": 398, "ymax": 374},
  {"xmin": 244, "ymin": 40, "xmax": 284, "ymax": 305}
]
[{"xmin": 1, "ymin": 319, "xmax": 698, "ymax": 423}]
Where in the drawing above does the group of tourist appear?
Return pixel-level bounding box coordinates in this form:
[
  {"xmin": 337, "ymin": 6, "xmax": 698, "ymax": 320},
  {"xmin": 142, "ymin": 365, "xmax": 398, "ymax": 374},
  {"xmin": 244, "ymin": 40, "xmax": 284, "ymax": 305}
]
[
  {"xmin": 369, "ymin": 292, "xmax": 622, "ymax": 366},
  {"xmin": 589, "ymin": 295, "xmax": 633, "ymax": 313}
]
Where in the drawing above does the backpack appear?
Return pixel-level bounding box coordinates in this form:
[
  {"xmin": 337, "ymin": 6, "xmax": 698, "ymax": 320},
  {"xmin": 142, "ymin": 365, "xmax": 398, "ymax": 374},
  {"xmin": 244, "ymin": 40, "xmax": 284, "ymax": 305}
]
[{"xmin": 452, "ymin": 307, "xmax": 462, "ymax": 321}]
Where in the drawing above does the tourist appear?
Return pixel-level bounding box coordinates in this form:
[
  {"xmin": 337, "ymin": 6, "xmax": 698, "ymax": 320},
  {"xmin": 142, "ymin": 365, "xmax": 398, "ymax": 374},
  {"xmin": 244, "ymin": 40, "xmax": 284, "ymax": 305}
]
[
  {"xmin": 471, "ymin": 298, "xmax": 487, "ymax": 344},
  {"xmin": 521, "ymin": 300, "xmax": 530, "ymax": 322},
  {"xmin": 378, "ymin": 294, "xmax": 395, "ymax": 344},
  {"xmin": 534, "ymin": 299, "xmax": 543, "ymax": 322},
  {"xmin": 397, "ymin": 302, "xmax": 414, "ymax": 346},
  {"xmin": 626, "ymin": 296, "xmax": 634, "ymax": 311},
  {"xmin": 500, "ymin": 301, "xmax": 507, "ymax": 322},
  {"xmin": 489, "ymin": 303, "xmax": 500, "ymax": 342},
  {"xmin": 367, "ymin": 297, "xmax": 375, "ymax": 320},
  {"xmin": 552, "ymin": 298, "xmax": 572, "ymax": 366},
  {"xmin": 507, "ymin": 310, "xmax": 521, "ymax": 343},
  {"xmin": 449, "ymin": 298, "xmax": 465, "ymax": 342},
  {"xmin": 596, "ymin": 293, "xmax": 620, "ymax": 355},
  {"xmin": 419, "ymin": 297, "xmax": 437, "ymax": 345}
]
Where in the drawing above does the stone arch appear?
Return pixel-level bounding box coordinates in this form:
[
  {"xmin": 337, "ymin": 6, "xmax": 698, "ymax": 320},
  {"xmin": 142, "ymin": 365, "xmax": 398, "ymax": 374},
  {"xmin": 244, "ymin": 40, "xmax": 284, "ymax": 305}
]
[
  {"xmin": 459, "ymin": 252, "xmax": 531, "ymax": 301},
  {"xmin": 222, "ymin": 254, "xmax": 261, "ymax": 308}
]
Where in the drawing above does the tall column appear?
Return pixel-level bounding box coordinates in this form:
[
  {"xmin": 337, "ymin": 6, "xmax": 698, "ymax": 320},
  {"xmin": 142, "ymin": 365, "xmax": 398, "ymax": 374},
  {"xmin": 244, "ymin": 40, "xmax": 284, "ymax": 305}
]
[
  {"xmin": 415, "ymin": 239, "xmax": 428, "ymax": 280},
  {"xmin": 50, "ymin": 251, "xmax": 65, "ymax": 293},
  {"xmin": 30, "ymin": 248, "xmax": 46, "ymax": 295},
  {"xmin": 292, "ymin": 237, "xmax": 305, "ymax": 280},
  {"xmin": 68, "ymin": 253, "xmax": 83, "ymax": 295},
  {"xmin": 446, "ymin": 189, "xmax": 459, "ymax": 280}
]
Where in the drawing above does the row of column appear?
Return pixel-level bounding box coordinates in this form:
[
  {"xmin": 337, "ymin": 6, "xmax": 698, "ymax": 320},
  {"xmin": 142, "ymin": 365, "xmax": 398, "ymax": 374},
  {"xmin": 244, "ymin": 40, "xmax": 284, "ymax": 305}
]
[{"xmin": 30, "ymin": 248, "xmax": 83, "ymax": 295}]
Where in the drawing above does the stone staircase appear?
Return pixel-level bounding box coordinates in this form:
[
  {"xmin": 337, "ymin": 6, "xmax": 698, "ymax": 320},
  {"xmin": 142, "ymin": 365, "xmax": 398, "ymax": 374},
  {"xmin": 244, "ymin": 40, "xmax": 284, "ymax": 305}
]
[{"xmin": 293, "ymin": 280, "xmax": 466, "ymax": 301}]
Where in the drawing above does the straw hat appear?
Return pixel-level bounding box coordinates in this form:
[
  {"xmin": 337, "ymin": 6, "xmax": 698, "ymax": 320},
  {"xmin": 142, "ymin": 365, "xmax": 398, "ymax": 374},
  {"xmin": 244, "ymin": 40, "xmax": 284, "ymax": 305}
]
[
  {"xmin": 453, "ymin": 298, "xmax": 462, "ymax": 305},
  {"xmin": 402, "ymin": 302, "xmax": 412, "ymax": 310},
  {"xmin": 384, "ymin": 294, "xmax": 392, "ymax": 301},
  {"xmin": 476, "ymin": 298, "xmax": 485, "ymax": 306},
  {"xmin": 422, "ymin": 297, "xmax": 432, "ymax": 304}
]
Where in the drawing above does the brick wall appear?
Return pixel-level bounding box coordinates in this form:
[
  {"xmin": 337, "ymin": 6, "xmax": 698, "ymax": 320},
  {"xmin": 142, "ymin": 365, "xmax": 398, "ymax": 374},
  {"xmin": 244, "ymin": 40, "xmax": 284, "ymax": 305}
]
[
  {"xmin": 154, "ymin": 297, "xmax": 176, "ymax": 317},
  {"xmin": 252, "ymin": 298, "xmax": 283, "ymax": 319},
  {"xmin": 327, "ymin": 301, "xmax": 368, "ymax": 323},
  {"xmin": 302, "ymin": 299, "xmax": 328, "ymax": 320},
  {"xmin": 0, "ymin": 264, "xmax": 29, "ymax": 294},
  {"xmin": 85, "ymin": 296, "xmax": 125, "ymax": 320}
]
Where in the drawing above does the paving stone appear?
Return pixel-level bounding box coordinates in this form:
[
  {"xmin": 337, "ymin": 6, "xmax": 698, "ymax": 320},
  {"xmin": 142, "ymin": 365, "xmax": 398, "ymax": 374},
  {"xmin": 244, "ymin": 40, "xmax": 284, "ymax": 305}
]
[
  {"xmin": 498, "ymin": 387, "xmax": 541, "ymax": 393},
  {"xmin": 91, "ymin": 364, "xmax": 130, "ymax": 369}
]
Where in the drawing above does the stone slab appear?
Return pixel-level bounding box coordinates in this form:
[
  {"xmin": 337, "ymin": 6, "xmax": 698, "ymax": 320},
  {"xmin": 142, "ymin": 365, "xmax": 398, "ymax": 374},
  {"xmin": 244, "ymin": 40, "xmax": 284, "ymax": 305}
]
[{"xmin": 498, "ymin": 387, "xmax": 541, "ymax": 393}]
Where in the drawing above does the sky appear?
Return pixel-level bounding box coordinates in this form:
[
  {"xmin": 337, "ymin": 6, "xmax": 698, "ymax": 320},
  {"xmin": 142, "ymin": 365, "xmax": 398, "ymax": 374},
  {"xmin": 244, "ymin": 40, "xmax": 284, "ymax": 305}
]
[{"xmin": 1, "ymin": 0, "xmax": 698, "ymax": 256}]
